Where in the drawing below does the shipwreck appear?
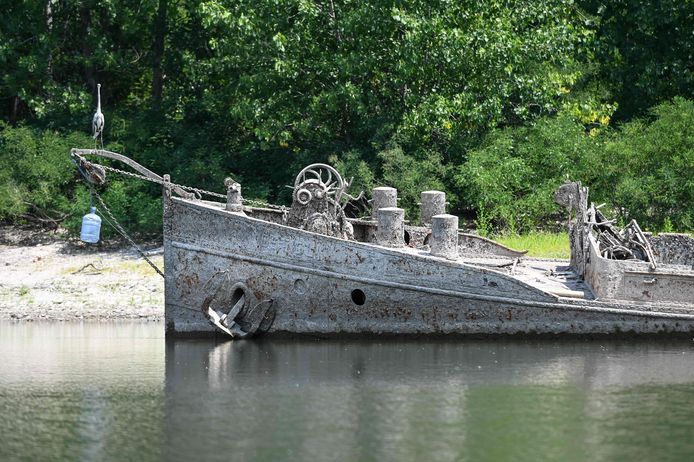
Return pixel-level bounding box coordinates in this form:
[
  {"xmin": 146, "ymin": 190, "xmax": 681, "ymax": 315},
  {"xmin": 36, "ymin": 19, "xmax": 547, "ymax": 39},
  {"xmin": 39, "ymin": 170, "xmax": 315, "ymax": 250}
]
[{"xmin": 71, "ymin": 149, "xmax": 694, "ymax": 338}]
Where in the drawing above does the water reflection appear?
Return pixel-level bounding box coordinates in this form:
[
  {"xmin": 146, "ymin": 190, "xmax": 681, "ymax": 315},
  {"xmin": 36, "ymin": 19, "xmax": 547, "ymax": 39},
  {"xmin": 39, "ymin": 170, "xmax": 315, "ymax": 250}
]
[
  {"xmin": 164, "ymin": 338, "xmax": 694, "ymax": 462},
  {"xmin": 0, "ymin": 321, "xmax": 164, "ymax": 462},
  {"xmin": 2, "ymin": 322, "xmax": 694, "ymax": 462}
]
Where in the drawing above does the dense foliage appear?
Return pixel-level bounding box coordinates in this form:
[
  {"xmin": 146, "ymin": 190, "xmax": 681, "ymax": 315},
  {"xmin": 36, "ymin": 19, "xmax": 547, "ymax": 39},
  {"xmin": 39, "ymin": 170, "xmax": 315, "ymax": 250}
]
[
  {"xmin": 0, "ymin": 0, "xmax": 692, "ymax": 237},
  {"xmin": 458, "ymin": 98, "xmax": 694, "ymax": 234}
]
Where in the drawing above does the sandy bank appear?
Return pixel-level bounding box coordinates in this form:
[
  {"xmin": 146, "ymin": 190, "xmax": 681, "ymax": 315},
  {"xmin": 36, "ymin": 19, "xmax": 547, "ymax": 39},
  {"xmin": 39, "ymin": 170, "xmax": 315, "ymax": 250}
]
[{"xmin": 0, "ymin": 227, "xmax": 163, "ymax": 321}]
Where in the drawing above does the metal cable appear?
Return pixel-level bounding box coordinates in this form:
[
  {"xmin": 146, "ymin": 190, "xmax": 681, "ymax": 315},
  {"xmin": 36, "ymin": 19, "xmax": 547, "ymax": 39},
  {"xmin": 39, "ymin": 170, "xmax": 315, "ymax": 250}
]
[
  {"xmin": 73, "ymin": 153, "xmax": 290, "ymax": 280},
  {"xmin": 91, "ymin": 187, "xmax": 165, "ymax": 278},
  {"xmin": 76, "ymin": 154, "xmax": 286, "ymax": 210}
]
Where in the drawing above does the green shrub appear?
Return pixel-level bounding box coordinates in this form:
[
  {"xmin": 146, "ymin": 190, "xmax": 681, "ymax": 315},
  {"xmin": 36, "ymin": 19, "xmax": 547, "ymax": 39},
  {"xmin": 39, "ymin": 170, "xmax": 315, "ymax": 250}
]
[
  {"xmin": 1, "ymin": 96, "xmax": 691, "ymax": 240},
  {"xmin": 0, "ymin": 123, "xmax": 163, "ymax": 239},
  {"xmin": 454, "ymin": 113, "xmax": 602, "ymax": 234},
  {"xmin": 598, "ymin": 97, "xmax": 694, "ymax": 230},
  {"xmin": 454, "ymin": 98, "xmax": 694, "ymax": 234},
  {"xmin": 0, "ymin": 123, "xmax": 89, "ymax": 223}
]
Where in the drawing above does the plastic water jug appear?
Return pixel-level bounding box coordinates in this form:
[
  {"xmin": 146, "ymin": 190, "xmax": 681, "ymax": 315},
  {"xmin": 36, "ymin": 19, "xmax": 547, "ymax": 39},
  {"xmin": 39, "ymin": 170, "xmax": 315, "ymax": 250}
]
[{"xmin": 80, "ymin": 207, "xmax": 101, "ymax": 243}]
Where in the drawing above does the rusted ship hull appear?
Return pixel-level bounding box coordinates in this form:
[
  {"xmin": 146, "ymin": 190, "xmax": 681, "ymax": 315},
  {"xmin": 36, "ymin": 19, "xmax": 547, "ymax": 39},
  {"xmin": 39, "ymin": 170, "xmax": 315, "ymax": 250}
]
[
  {"xmin": 67, "ymin": 150, "xmax": 693, "ymax": 337},
  {"xmin": 164, "ymin": 196, "xmax": 694, "ymax": 337}
]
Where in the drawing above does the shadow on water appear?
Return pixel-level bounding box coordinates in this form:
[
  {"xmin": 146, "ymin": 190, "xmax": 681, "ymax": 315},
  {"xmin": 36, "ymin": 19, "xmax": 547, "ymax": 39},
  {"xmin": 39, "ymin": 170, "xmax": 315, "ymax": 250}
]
[{"xmin": 2, "ymin": 322, "xmax": 694, "ymax": 462}]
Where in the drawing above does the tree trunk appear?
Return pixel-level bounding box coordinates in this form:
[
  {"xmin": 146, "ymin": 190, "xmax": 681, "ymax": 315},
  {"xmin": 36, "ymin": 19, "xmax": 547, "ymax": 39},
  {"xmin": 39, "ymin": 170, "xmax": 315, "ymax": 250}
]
[
  {"xmin": 80, "ymin": 6, "xmax": 96, "ymax": 95},
  {"xmin": 152, "ymin": 0, "xmax": 167, "ymax": 108},
  {"xmin": 45, "ymin": 0, "xmax": 57, "ymax": 82},
  {"xmin": 10, "ymin": 96, "xmax": 20, "ymax": 125}
]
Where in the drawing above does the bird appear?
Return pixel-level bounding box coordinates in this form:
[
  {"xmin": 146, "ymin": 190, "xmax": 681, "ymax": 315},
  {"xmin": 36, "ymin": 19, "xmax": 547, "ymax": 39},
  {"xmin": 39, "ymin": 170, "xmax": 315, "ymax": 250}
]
[{"xmin": 92, "ymin": 83, "xmax": 104, "ymax": 143}]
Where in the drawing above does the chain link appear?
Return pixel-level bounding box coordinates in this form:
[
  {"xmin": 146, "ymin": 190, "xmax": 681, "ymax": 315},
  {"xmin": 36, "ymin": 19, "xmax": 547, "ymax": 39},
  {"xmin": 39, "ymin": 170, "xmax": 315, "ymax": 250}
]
[
  {"xmin": 91, "ymin": 187, "xmax": 165, "ymax": 278},
  {"xmin": 98, "ymin": 164, "xmax": 228, "ymax": 199},
  {"xmin": 74, "ymin": 152, "xmax": 291, "ymax": 276},
  {"xmin": 78, "ymin": 154, "xmax": 289, "ymax": 210}
]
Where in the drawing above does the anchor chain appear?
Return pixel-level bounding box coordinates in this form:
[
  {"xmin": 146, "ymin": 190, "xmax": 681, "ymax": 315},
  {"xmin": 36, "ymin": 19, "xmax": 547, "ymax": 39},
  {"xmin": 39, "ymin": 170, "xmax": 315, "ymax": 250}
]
[
  {"xmin": 72, "ymin": 150, "xmax": 287, "ymax": 280},
  {"xmin": 91, "ymin": 187, "xmax": 165, "ymax": 278},
  {"xmin": 73, "ymin": 152, "xmax": 287, "ymax": 210}
]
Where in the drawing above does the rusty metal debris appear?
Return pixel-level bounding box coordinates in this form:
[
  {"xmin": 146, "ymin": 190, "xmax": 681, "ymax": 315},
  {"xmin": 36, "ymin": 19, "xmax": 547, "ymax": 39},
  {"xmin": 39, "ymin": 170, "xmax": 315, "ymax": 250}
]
[
  {"xmin": 556, "ymin": 181, "xmax": 657, "ymax": 270},
  {"xmin": 287, "ymin": 164, "xmax": 356, "ymax": 239},
  {"xmin": 591, "ymin": 209, "xmax": 657, "ymax": 270}
]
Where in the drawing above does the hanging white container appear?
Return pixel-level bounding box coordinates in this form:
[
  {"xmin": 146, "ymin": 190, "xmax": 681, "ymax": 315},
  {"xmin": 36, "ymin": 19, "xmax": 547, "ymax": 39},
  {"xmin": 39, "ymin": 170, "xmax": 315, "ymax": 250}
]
[{"xmin": 80, "ymin": 206, "xmax": 101, "ymax": 243}]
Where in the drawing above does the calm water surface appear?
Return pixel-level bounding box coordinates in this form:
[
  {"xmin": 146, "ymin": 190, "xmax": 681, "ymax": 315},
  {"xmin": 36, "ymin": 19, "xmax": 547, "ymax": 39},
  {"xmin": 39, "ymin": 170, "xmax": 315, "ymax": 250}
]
[{"xmin": 1, "ymin": 321, "xmax": 694, "ymax": 461}]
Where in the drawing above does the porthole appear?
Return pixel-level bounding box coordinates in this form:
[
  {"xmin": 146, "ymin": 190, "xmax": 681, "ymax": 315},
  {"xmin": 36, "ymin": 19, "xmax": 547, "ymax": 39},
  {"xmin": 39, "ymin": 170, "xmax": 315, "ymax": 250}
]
[{"xmin": 351, "ymin": 289, "xmax": 366, "ymax": 306}]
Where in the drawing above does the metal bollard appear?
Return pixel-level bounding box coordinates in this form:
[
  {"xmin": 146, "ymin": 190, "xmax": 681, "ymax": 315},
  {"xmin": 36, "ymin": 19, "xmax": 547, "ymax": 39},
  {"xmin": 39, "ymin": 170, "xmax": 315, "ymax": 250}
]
[
  {"xmin": 420, "ymin": 190, "xmax": 446, "ymax": 226},
  {"xmin": 377, "ymin": 207, "xmax": 405, "ymax": 247},
  {"xmin": 430, "ymin": 214, "xmax": 459, "ymax": 260},
  {"xmin": 225, "ymin": 178, "xmax": 244, "ymax": 212},
  {"xmin": 372, "ymin": 187, "xmax": 397, "ymax": 218}
]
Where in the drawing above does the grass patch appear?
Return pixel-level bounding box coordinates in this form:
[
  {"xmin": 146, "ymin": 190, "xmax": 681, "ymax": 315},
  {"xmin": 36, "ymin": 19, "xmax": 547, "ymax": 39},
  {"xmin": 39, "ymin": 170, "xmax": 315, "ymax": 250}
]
[
  {"xmin": 62, "ymin": 256, "xmax": 164, "ymax": 276},
  {"xmin": 496, "ymin": 232, "xmax": 570, "ymax": 259},
  {"xmin": 106, "ymin": 257, "xmax": 164, "ymax": 276}
]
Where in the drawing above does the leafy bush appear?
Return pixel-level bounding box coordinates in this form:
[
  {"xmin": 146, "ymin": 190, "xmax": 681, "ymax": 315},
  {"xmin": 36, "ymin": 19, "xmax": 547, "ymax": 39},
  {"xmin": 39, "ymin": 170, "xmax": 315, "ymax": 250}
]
[
  {"xmin": 454, "ymin": 98, "xmax": 694, "ymax": 234},
  {"xmin": 454, "ymin": 113, "xmax": 602, "ymax": 234},
  {"xmin": 0, "ymin": 123, "xmax": 162, "ymax": 238},
  {"xmin": 596, "ymin": 97, "xmax": 694, "ymax": 230},
  {"xmin": 0, "ymin": 123, "xmax": 88, "ymax": 224}
]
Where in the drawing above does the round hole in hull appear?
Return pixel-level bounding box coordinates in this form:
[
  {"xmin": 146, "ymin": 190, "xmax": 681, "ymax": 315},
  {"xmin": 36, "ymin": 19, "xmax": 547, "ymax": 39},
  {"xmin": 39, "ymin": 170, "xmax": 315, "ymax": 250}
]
[{"xmin": 351, "ymin": 289, "xmax": 366, "ymax": 305}]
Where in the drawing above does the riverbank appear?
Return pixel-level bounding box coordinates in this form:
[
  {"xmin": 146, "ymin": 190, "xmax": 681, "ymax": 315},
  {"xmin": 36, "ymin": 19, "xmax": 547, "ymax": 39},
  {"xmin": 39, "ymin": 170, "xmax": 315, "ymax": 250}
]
[{"xmin": 0, "ymin": 227, "xmax": 163, "ymax": 321}]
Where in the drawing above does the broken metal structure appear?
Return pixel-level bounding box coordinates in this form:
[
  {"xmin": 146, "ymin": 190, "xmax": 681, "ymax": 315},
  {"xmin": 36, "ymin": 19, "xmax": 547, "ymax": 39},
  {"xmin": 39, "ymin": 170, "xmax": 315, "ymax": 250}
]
[{"xmin": 71, "ymin": 149, "xmax": 694, "ymax": 338}]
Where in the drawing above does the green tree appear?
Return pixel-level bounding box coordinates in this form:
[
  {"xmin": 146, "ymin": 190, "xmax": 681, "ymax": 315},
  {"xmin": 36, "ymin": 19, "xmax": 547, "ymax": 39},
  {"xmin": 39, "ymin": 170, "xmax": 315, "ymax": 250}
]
[
  {"xmin": 191, "ymin": 0, "xmax": 594, "ymax": 208},
  {"xmin": 599, "ymin": 98, "xmax": 694, "ymax": 230},
  {"xmin": 580, "ymin": 0, "xmax": 694, "ymax": 121},
  {"xmin": 455, "ymin": 112, "xmax": 602, "ymax": 234}
]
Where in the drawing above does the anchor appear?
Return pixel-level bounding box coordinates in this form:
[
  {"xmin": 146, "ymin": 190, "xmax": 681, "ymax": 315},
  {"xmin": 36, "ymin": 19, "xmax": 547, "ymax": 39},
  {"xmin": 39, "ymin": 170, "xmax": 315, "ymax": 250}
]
[{"xmin": 201, "ymin": 273, "xmax": 275, "ymax": 338}]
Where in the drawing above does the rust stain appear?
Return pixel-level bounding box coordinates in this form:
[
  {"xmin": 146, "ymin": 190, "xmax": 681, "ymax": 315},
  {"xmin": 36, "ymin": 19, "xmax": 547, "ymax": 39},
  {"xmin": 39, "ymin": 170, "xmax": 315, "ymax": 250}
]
[{"xmin": 177, "ymin": 273, "xmax": 200, "ymax": 295}]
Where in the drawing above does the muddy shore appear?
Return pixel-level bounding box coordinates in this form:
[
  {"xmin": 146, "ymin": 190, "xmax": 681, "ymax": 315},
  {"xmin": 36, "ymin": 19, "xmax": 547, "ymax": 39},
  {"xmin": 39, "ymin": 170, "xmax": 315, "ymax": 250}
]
[{"xmin": 0, "ymin": 227, "xmax": 163, "ymax": 321}]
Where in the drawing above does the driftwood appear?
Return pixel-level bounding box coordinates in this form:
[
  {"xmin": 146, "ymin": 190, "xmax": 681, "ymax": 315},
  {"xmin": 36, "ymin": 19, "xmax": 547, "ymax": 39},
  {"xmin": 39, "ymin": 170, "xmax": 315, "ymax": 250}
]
[
  {"xmin": 71, "ymin": 262, "xmax": 103, "ymax": 275},
  {"xmin": 20, "ymin": 201, "xmax": 68, "ymax": 230}
]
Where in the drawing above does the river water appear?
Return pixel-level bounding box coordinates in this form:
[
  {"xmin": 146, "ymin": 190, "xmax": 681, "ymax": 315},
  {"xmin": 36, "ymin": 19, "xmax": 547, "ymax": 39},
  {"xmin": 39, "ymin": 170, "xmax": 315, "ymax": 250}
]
[{"xmin": 1, "ymin": 321, "xmax": 694, "ymax": 461}]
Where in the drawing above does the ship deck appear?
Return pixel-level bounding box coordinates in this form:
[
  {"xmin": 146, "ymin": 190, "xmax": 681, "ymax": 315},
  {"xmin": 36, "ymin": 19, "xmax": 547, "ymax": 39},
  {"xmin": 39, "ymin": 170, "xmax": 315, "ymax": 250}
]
[{"xmin": 461, "ymin": 256, "xmax": 594, "ymax": 300}]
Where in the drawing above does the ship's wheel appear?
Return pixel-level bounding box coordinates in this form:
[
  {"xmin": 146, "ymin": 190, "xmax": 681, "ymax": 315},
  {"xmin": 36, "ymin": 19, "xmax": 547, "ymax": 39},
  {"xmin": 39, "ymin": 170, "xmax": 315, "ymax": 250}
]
[{"xmin": 293, "ymin": 163, "xmax": 345, "ymax": 205}]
